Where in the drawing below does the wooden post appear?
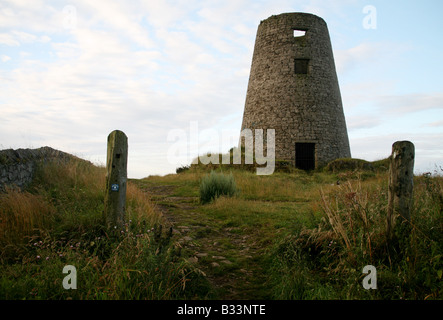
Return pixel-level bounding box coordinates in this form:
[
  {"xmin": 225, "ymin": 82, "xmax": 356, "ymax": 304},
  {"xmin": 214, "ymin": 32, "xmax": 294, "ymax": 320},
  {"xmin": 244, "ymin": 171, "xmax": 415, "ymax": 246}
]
[
  {"xmin": 104, "ymin": 130, "xmax": 128, "ymax": 229},
  {"xmin": 387, "ymin": 141, "xmax": 414, "ymax": 240}
]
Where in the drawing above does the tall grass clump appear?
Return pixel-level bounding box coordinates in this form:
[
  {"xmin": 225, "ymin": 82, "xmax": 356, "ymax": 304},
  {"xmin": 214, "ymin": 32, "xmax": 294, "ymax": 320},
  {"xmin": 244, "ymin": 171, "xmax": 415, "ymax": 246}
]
[
  {"xmin": 31, "ymin": 159, "xmax": 107, "ymax": 240},
  {"xmin": 199, "ymin": 171, "xmax": 238, "ymax": 204},
  {"xmin": 0, "ymin": 188, "xmax": 56, "ymax": 260}
]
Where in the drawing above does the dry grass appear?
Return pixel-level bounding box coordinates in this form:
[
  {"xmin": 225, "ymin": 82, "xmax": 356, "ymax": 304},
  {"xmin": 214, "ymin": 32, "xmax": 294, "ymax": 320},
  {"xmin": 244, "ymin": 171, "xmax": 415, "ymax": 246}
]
[
  {"xmin": 272, "ymin": 171, "xmax": 443, "ymax": 299},
  {"xmin": 319, "ymin": 177, "xmax": 388, "ymax": 264},
  {"xmin": 126, "ymin": 181, "xmax": 162, "ymax": 226},
  {"xmin": 34, "ymin": 158, "xmax": 106, "ymax": 196},
  {"xmin": 0, "ymin": 188, "xmax": 56, "ymax": 252}
]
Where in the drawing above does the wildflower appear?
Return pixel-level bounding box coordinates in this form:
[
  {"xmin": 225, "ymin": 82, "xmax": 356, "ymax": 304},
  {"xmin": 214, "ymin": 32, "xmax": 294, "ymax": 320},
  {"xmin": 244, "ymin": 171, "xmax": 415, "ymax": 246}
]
[
  {"xmin": 36, "ymin": 255, "xmax": 41, "ymax": 259},
  {"xmin": 46, "ymin": 257, "xmax": 49, "ymax": 261}
]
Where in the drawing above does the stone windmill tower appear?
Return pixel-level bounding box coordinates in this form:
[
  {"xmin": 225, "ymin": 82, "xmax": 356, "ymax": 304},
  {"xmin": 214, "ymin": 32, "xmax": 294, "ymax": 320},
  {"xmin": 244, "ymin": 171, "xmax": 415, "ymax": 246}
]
[{"xmin": 240, "ymin": 12, "xmax": 351, "ymax": 170}]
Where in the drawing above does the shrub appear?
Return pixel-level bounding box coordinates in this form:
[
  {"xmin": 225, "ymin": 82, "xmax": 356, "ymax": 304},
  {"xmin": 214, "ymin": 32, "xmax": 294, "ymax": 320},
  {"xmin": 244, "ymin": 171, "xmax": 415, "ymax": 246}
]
[
  {"xmin": 199, "ymin": 171, "xmax": 237, "ymax": 204},
  {"xmin": 325, "ymin": 158, "xmax": 373, "ymax": 173},
  {"xmin": 371, "ymin": 158, "xmax": 390, "ymax": 172},
  {"xmin": 176, "ymin": 164, "xmax": 190, "ymax": 174}
]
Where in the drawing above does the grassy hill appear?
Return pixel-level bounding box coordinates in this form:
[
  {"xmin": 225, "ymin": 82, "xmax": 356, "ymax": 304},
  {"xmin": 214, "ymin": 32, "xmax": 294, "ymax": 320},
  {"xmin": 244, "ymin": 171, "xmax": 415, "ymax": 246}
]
[{"xmin": 0, "ymin": 154, "xmax": 441, "ymax": 299}]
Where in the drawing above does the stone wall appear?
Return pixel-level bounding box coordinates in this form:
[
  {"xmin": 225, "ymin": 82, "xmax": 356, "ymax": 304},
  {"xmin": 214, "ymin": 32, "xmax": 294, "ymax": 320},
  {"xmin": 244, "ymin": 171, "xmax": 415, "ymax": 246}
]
[
  {"xmin": 0, "ymin": 146, "xmax": 75, "ymax": 191},
  {"xmin": 240, "ymin": 12, "xmax": 351, "ymax": 168}
]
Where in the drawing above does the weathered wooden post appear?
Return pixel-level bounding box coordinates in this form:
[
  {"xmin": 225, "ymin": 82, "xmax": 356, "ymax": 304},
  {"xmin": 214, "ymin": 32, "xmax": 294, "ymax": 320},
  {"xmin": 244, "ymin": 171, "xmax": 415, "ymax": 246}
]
[
  {"xmin": 104, "ymin": 130, "xmax": 128, "ymax": 229},
  {"xmin": 387, "ymin": 141, "xmax": 415, "ymax": 240}
]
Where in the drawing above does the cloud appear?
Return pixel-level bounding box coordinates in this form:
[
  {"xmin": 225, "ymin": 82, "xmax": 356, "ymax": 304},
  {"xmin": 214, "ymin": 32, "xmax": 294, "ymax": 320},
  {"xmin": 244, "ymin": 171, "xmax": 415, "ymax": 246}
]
[
  {"xmin": 346, "ymin": 115, "xmax": 380, "ymax": 131},
  {"xmin": 0, "ymin": 33, "xmax": 19, "ymax": 46},
  {"xmin": 335, "ymin": 42, "xmax": 380, "ymax": 74},
  {"xmin": 375, "ymin": 92, "xmax": 443, "ymax": 114},
  {"xmin": 1, "ymin": 55, "xmax": 11, "ymax": 62},
  {"xmin": 334, "ymin": 40, "xmax": 412, "ymax": 78},
  {"xmin": 3, "ymin": 30, "xmax": 52, "ymax": 46},
  {"xmin": 0, "ymin": 2, "xmax": 252, "ymax": 176},
  {"xmin": 350, "ymin": 132, "xmax": 443, "ymax": 174},
  {"xmin": 1, "ymin": 0, "xmax": 441, "ymax": 178},
  {"xmin": 425, "ymin": 120, "xmax": 443, "ymax": 128},
  {"xmin": 0, "ymin": 0, "xmax": 61, "ymax": 33},
  {"xmin": 77, "ymin": 0, "xmax": 154, "ymax": 49}
]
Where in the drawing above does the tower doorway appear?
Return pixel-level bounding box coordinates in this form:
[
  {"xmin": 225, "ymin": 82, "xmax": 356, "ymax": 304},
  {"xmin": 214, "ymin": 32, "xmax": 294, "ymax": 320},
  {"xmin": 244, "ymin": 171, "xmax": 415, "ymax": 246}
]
[{"xmin": 295, "ymin": 143, "xmax": 315, "ymax": 170}]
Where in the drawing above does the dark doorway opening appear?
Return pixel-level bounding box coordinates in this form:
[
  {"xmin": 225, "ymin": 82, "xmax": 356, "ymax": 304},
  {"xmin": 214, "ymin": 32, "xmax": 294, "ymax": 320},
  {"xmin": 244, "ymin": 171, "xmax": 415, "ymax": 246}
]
[{"xmin": 295, "ymin": 143, "xmax": 315, "ymax": 170}]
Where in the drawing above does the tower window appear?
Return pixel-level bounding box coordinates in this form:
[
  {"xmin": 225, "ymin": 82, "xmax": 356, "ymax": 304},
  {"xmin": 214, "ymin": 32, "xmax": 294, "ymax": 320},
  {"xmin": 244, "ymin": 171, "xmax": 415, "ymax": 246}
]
[
  {"xmin": 295, "ymin": 143, "xmax": 315, "ymax": 170},
  {"xmin": 293, "ymin": 29, "xmax": 306, "ymax": 37},
  {"xmin": 294, "ymin": 59, "xmax": 309, "ymax": 74}
]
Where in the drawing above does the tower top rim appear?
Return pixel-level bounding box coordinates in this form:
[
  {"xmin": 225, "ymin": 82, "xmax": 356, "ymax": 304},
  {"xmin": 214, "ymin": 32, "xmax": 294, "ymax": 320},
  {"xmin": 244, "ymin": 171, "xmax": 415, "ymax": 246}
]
[{"xmin": 260, "ymin": 12, "xmax": 327, "ymax": 26}]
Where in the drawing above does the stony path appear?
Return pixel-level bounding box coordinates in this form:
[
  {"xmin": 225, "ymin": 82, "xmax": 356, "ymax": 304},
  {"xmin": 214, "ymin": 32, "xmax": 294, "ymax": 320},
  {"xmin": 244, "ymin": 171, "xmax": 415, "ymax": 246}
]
[{"xmin": 133, "ymin": 181, "xmax": 270, "ymax": 299}]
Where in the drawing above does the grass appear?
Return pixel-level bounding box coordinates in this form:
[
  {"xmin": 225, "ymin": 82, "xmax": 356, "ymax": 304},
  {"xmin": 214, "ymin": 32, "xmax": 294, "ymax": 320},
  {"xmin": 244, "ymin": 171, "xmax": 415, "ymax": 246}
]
[
  {"xmin": 0, "ymin": 158, "xmax": 210, "ymax": 299},
  {"xmin": 269, "ymin": 170, "xmax": 443, "ymax": 299},
  {"xmin": 1, "ymin": 153, "xmax": 441, "ymax": 300},
  {"xmin": 172, "ymin": 157, "xmax": 442, "ymax": 299}
]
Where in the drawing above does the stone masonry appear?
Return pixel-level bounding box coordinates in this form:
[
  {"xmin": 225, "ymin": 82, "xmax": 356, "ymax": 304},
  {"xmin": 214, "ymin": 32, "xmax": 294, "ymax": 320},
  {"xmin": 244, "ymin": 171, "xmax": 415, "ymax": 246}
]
[
  {"xmin": 240, "ymin": 12, "xmax": 351, "ymax": 169},
  {"xmin": 0, "ymin": 146, "xmax": 76, "ymax": 191}
]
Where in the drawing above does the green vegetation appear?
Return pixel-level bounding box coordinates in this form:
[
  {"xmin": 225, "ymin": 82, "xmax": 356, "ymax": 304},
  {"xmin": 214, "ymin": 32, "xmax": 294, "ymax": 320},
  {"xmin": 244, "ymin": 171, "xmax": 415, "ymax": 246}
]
[
  {"xmin": 174, "ymin": 157, "xmax": 442, "ymax": 299},
  {"xmin": 271, "ymin": 173, "xmax": 442, "ymax": 299},
  {"xmin": 199, "ymin": 171, "xmax": 238, "ymax": 204},
  {"xmin": 0, "ymin": 159, "xmax": 210, "ymax": 299},
  {"xmin": 1, "ymin": 154, "xmax": 441, "ymax": 300},
  {"xmin": 324, "ymin": 157, "xmax": 374, "ymax": 172}
]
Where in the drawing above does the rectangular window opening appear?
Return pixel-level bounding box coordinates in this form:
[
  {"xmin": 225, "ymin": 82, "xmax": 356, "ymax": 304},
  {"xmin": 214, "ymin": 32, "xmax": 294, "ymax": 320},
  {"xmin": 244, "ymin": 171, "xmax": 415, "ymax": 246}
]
[
  {"xmin": 293, "ymin": 29, "xmax": 306, "ymax": 37},
  {"xmin": 294, "ymin": 59, "xmax": 309, "ymax": 74},
  {"xmin": 295, "ymin": 143, "xmax": 315, "ymax": 170}
]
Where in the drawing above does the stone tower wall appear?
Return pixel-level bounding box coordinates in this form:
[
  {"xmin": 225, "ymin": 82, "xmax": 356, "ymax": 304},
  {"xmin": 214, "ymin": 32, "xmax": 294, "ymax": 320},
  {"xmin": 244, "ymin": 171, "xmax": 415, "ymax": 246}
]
[{"xmin": 240, "ymin": 12, "xmax": 351, "ymax": 168}]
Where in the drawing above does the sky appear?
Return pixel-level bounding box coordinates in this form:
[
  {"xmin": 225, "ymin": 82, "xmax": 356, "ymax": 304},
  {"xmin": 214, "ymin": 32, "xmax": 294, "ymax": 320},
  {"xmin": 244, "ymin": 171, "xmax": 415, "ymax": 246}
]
[{"xmin": 1, "ymin": 0, "xmax": 442, "ymax": 178}]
